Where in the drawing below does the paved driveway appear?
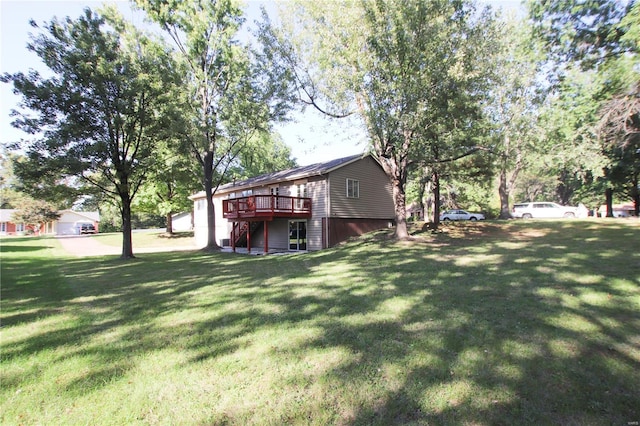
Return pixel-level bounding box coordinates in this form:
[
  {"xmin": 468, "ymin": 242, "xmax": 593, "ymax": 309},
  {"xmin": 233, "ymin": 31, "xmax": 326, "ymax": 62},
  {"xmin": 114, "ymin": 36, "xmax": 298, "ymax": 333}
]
[{"xmin": 56, "ymin": 235, "xmax": 198, "ymax": 257}]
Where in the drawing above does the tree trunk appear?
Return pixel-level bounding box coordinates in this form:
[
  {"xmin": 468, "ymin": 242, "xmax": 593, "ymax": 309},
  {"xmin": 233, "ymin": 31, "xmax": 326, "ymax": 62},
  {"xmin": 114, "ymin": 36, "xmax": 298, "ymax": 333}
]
[
  {"xmin": 498, "ymin": 144, "xmax": 523, "ymax": 220},
  {"xmin": 417, "ymin": 176, "xmax": 426, "ymax": 221},
  {"xmin": 423, "ymin": 178, "xmax": 433, "ymax": 222},
  {"xmin": 378, "ymin": 153, "xmax": 410, "ymax": 240},
  {"xmin": 605, "ymin": 187, "xmax": 614, "ymax": 217},
  {"xmin": 120, "ymin": 195, "xmax": 135, "ymax": 259},
  {"xmin": 392, "ymin": 177, "xmax": 409, "ymax": 240},
  {"xmin": 166, "ymin": 212, "xmax": 173, "ymax": 235},
  {"xmin": 433, "ymin": 170, "xmax": 441, "ymax": 227},
  {"xmin": 203, "ymin": 151, "xmax": 221, "ymax": 251},
  {"xmin": 498, "ymin": 168, "xmax": 511, "ymax": 219}
]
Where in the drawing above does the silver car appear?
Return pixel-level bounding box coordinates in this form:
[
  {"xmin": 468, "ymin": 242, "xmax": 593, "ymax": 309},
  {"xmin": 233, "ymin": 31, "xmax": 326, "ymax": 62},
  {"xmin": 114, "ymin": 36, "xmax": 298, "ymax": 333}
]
[{"xmin": 440, "ymin": 209, "xmax": 485, "ymax": 221}]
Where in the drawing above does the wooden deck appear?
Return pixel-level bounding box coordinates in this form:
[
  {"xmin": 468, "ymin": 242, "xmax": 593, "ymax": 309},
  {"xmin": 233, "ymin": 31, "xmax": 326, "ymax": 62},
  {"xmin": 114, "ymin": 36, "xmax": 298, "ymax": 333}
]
[{"xmin": 222, "ymin": 195, "xmax": 312, "ymax": 221}]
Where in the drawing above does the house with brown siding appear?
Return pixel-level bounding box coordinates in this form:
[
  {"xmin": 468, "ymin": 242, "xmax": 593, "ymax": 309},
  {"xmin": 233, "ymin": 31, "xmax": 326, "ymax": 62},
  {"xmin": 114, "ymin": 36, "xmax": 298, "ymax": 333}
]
[{"xmin": 189, "ymin": 154, "xmax": 395, "ymax": 252}]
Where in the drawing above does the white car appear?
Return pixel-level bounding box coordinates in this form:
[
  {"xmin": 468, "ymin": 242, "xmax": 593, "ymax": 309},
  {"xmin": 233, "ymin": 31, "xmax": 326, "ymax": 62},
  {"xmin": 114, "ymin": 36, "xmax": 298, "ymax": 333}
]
[
  {"xmin": 440, "ymin": 209, "xmax": 485, "ymax": 221},
  {"xmin": 512, "ymin": 202, "xmax": 578, "ymax": 219}
]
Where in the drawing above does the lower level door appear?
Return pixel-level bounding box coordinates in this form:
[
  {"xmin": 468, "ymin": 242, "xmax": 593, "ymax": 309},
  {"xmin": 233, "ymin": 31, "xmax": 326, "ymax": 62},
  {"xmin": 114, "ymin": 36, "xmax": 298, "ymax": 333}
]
[{"xmin": 289, "ymin": 220, "xmax": 307, "ymax": 250}]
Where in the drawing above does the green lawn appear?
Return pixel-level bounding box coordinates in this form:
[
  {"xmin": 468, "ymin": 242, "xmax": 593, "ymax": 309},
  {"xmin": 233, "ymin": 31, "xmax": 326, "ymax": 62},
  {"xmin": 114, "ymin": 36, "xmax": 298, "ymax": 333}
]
[
  {"xmin": 93, "ymin": 230, "xmax": 195, "ymax": 248},
  {"xmin": 1, "ymin": 220, "xmax": 639, "ymax": 425}
]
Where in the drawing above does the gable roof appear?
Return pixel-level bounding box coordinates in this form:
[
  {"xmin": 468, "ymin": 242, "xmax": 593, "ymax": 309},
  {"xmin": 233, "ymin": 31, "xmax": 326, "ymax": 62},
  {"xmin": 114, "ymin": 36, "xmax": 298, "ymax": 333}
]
[
  {"xmin": 58, "ymin": 210, "xmax": 100, "ymax": 222},
  {"xmin": 0, "ymin": 209, "xmax": 17, "ymax": 222},
  {"xmin": 0, "ymin": 209, "xmax": 99, "ymax": 223},
  {"xmin": 190, "ymin": 153, "xmax": 372, "ymax": 199}
]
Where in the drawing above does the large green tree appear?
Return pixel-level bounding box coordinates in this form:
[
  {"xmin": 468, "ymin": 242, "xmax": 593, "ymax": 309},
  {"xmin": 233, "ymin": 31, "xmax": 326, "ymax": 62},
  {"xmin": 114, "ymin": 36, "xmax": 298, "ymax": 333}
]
[
  {"xmin": 271, "ymin": 0, "xmax": 498, "ymax": 237},
  {"xmin": 1, "ymin": 7, "xmax": 178, "ymax": 258},
  {"xmin": 134, "ymin": 136, "xmax": 200, "ymax": 235},
  {"xmin": 486, "ymin": 17, "xmax": 546, "ymax": 218},
  {"xmin": 528, "ymin": 0, "xmax": 632, "ymax": 71},
  {"xmin": 529, "ymin": 0, "xmax": 638, "ymax": 214},
  {"xmin": 534, "ymin": 68, "xmax": 606, "ymax": 205},
  {"xmin": 136, "ymin": 0, "xmax": 295, "ymax": 250},
  {"xmin": 230, "ymin": 131, "xmax": 297, "ymax": 180},
  {"xmin": 8, "ymin": 151, "xmax": 84, "ymax": 209},
  {"xmin": 597, "ymin": 3, "xmax": 640, "ymax": 214}
]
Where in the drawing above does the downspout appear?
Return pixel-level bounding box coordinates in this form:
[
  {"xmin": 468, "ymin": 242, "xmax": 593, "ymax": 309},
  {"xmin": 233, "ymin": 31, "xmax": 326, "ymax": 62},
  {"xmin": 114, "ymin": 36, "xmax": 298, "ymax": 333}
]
[{"xmin": 326, "ymin": 175, "xmax": 331, "ymax": 249}]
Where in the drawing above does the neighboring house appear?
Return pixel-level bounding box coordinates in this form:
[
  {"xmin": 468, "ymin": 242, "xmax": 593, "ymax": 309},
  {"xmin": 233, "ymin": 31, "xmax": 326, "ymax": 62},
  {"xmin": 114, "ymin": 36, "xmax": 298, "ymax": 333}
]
[
  {"xmin": 598, "ymin": 203, "xmax": 635, "ymax": 217},
  {"xmin": 0, "ymin": 209, "xmax": 28, "ymax": 235},
  {"xmin": 406, "ymin": 202, "xmax": 425, "ymax": 222},
  {"xmin": 0, "ymin": 209, "xmax": 100, "ymax": 235},
  {"xmin": 171, "ymin": 212, "xmax": 193, "ymax": 232},
  {"xmin": 55, "ymin": 210, "xmax": 100, "ymax": 235},
  {"xmin": 189, "ymin": 154, "xmax": 395, "ymax": 252}
]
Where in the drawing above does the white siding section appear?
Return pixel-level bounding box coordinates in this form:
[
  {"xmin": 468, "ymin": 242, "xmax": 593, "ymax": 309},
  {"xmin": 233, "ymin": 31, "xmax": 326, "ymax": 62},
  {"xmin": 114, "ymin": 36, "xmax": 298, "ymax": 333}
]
[
  {"xmin": 193, "ymin": 195, "xmax": 234, "ymax": 248},
  {"xmin": 193, "ymin": 197, "xmax": 208, "ymax": 248},
  {"xmin": 56, "ymin": 211, "xmax": 100, "ymax": 235},
  {"xmin": 213, "ymin": 197, "xmax": 231, "ymax": 247}
]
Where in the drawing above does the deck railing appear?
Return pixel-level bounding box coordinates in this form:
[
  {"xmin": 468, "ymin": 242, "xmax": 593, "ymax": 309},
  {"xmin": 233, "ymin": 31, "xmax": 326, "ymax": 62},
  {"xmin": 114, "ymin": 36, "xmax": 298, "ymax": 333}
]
[{"xmin": 222, "ymin": 195, "xmax": 312, "ymax": 219}]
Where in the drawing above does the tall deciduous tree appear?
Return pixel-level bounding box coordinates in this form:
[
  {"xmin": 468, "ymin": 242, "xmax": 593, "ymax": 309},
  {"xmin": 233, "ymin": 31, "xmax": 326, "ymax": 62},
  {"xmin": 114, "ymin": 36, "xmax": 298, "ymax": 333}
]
[
  {"xmin": 535, "ymin": 68, "xmax": 606, "ymax": 203},
  {"xmin": 136, "ymin": 0, "xmax": 295, "ymax": 251},
  {"xmin": 231, "ymin": 132, "xmax": 297, "ymax": 180},
  {"xmin": 529, "ymin": 0, "xmax": 638, "ymax": 214},
  {"xmin": 270, "ymin": 0, "xmax": 498, "ymax": 237},
  {"xmin": 487, "ymin": 17, "xmax": 545, "ymax": 218},
  {"xmin": 9, "ymin": 151, "xmax": 84, "ymax": 209},
  {"xmin": 135, "ymin": 137, "xmax": 200, "ymax": 235},
  {"xmin": 598, "ymin": 3, "xmax": 640, "ymax": 215},
  {"xmin": 1, "ymin": 7, "xmax": 178, "ymax": 258},
  {"xmin": 528, "ymin": 0, "xmax": 632, "ymax": 71}
]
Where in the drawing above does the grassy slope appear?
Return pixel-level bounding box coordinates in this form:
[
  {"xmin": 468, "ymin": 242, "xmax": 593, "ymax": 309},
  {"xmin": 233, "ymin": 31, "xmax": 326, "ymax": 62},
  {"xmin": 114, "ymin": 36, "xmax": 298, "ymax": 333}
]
[{"xmin": 1, "ymin": 220, "xmax": 639, "ymax": 425}]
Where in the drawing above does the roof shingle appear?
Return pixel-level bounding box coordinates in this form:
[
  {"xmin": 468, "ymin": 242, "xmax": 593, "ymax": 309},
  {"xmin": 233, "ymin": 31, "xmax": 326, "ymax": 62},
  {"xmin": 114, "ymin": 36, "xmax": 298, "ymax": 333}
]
[{"xmin": 191, "ymin": 153, "xmax": 369, "ymax": 199}]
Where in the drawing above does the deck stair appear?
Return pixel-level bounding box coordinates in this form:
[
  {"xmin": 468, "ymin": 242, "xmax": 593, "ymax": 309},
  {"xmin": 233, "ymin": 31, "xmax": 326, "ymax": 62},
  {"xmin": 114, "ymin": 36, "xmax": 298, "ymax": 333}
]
[{"xmin": 232, "ymin": 221, "xmax": 262, "ymax": 247}]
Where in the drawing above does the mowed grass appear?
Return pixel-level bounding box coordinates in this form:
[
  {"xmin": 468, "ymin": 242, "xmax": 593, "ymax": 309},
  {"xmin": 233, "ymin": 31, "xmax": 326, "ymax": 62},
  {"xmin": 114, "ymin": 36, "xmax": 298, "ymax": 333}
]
[
  {"xmin": 93, "ymin": 230, "xmax": 196, "ymax": 249},
  {"xmin": 1, "ymin": 220, "xmax": 639, "ymax": 425}
]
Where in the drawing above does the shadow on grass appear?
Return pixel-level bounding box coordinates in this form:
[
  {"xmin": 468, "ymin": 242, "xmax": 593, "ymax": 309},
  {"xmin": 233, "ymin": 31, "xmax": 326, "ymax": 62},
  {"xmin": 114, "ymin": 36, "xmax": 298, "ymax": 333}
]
[
  {"xmin": 1, "ymin": 220, "xmax": 639, "ymax": 424},
  {"xmin": 1, "ymin": 244, "xmax": 52, "ymax": 253}
]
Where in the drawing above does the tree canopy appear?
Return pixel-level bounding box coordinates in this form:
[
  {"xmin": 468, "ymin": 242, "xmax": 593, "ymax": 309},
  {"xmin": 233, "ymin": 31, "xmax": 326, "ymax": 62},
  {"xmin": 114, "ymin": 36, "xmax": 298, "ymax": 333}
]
[
  {"xmin": 529, "ymin": 0, "xmax": 639, "ymax": 215},
  {"xmin": 2, "ymin": 6, "xmax": 179, "ymax": 257},
  {"xmin": 3, "ymin": 0, "xmax": 639, "ymax": 251},
  {"xmin": 135, "ymin": 0, "xmax": 297, "ymax": 250},
  {"xmin": 269, "ymin": 0, "xmax": 499, "ymax": 235}
]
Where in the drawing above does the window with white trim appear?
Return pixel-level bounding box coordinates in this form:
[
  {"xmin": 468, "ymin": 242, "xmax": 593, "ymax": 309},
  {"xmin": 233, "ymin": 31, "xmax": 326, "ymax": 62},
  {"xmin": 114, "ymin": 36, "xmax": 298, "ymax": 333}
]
[
  {"xmin": 293, "ymin": 182, "xmax": 308, "ymax": 198},
  {"xmin": 0, "ymin": 222, "xmax": 6, "ymax": 233},
  {"xmin": 16, "ymin": 223, "xmax": 25, "ymax": 232},
  {"xmin": 346, "ymin": 178, "xmax": 360, "ymax": 198}
]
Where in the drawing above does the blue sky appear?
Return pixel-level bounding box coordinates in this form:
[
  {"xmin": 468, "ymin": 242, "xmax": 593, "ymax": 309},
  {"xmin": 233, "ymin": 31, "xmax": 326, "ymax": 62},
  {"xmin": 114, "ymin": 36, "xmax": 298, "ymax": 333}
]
[{"xmin": 1, "ymin": 0, "xmax": 521, "ymax": 166}]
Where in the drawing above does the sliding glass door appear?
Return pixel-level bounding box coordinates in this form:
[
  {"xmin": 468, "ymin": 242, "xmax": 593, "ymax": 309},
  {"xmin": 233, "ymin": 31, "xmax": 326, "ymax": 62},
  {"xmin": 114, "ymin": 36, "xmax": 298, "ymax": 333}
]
[{"xmin": 289, "ymin": 220, "xmax": 307, "ymax": 250}]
